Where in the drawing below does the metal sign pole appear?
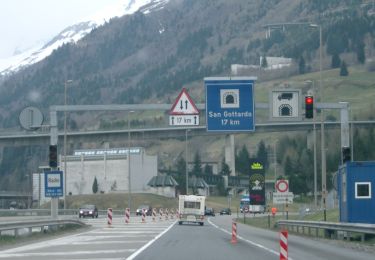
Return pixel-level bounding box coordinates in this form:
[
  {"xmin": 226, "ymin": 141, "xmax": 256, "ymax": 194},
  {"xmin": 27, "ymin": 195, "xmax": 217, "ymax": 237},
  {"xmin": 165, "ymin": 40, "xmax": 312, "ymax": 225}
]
[{"xmin": 50, "ymin": 108, "xmax": 59, "ymax": 219}]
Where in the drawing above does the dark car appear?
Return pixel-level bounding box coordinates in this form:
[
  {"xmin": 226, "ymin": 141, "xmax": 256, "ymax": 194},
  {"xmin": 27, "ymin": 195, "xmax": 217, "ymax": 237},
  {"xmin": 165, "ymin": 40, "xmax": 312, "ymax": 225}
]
[
  {"xmin": 79, "ymin": 204, "xmax": 98, "ymax": 218},
  {"xmin": 204, "ymin": 208, "xmax": 215, "ymax": 216},
  {"xmin": 136, "ymin": 205, "xmax": 152, "ymax": 216},
  {"xmin": 219, "ymin": 208, "xmax": 232, "ymax": 215}
]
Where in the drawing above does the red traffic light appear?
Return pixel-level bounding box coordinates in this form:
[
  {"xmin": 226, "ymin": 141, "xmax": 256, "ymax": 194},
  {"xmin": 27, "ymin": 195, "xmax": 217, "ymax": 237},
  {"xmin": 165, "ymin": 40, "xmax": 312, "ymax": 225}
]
[
  {"xmin": 305, "ymin": 95, "xmax": 314, "ymax": 119},
  {"xmin": 305, "ymin": 96, "xmax": 313, "ymax": 104}
]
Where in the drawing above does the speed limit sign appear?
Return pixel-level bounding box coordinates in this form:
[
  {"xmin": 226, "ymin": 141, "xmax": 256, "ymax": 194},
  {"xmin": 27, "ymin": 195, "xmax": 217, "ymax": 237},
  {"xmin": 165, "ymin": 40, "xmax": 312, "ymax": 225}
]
[{"xmin": 275, "ymin": 180, "xmax": 289, "ymax": 193}]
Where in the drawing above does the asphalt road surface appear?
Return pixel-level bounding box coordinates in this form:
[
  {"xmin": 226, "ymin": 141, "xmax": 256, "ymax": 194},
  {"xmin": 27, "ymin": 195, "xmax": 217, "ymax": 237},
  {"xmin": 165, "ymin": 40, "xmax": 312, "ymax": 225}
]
[{"xmin": 1, "ymin": 215, "xmax": 374, "ymax": 260}]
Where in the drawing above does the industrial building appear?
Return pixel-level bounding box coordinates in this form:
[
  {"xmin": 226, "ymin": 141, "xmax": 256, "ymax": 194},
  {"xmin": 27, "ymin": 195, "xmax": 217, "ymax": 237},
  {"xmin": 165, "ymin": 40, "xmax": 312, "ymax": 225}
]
[{"xmin": 33, "ymin": 147, "xmax": 157, "ymax": 204}]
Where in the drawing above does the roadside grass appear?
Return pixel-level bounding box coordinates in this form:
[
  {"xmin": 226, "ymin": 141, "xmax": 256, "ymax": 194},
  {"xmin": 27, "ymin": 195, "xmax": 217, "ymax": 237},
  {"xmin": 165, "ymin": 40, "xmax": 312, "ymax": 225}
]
[
  {"xmin": 65, "ymin": 193, "xmax": 179, "ymax": 210},
  {"xmin": 236, "ymin": 208, "xmax": 340, "ymax": 231},
  {"xmin": 236, "ymin": 208, "xmax": 375, "ymax": 246},
  {"xmin": 66, "ymin": 194, "xmax": 250, "ymax": 212},
  {"xmin": 255, "ymin": 64, "xmax": 375, "ymax": 119}
]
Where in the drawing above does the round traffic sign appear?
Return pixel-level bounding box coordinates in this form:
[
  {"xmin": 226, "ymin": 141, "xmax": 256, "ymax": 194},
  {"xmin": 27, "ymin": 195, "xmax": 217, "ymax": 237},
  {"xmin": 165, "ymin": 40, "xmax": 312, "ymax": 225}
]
[
  {"xmin": 276, "ymin": 180, "xmax": 289, "ymax": 193},
  {"xmin": 19, "ymin": 106, "xmax": 44, "ymax": 130}
]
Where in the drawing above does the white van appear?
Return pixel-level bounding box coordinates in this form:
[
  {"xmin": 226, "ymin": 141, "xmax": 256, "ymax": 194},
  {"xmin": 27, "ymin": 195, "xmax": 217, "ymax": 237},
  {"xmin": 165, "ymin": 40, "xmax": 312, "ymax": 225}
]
[{"xmin": 178, "ymin": 195, "xmax": 205, "ymax": 226}]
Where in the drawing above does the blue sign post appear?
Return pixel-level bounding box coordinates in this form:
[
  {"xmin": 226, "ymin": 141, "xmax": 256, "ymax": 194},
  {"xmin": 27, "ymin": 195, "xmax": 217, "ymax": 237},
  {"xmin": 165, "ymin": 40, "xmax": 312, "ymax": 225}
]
[
  {"xmin": 45, "ymin": 171, "xmax": 63, "ymax": 197},
  {"xmin": 205, "ymin": 77, "xmax": 256, "ymax": 132}
]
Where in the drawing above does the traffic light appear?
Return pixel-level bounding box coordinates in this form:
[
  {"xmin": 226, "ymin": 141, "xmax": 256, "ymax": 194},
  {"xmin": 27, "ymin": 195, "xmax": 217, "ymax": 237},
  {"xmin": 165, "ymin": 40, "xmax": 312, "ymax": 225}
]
[
  {"xmin": 342, "ymin": 146, "xmax": 351, "ymax": 164},
  {"xmin": 49, "ymin": 145, "xmax": 58, "ymax": 168},
  {"xmin": 305, "ymin": 95, "xmax": 314, "ymax": 119}
]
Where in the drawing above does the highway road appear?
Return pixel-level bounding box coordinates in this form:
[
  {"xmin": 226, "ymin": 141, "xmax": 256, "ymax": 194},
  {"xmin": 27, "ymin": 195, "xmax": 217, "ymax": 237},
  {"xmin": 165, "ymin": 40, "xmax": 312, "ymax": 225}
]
[{"xmin": 1, "ymin": 215, "xmax": 374, "ymax": 259}]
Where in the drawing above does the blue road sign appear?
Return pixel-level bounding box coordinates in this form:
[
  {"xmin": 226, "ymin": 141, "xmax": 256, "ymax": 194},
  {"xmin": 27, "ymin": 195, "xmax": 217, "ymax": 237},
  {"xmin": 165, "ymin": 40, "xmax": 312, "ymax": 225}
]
[
  {"xmin": 205, "ymin": 77, "xmax": 256, "ymax": 132},
  {"xmin": 45, "ymin": 171, "xmax": 63, "ymax": 197}
]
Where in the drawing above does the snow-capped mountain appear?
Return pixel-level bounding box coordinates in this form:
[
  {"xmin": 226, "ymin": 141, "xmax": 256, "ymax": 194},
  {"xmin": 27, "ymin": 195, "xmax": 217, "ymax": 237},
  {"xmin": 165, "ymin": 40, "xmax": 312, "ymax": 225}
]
[{"xmin": 0, "ymin": 0, "xmax": 169, "ymax": 76}]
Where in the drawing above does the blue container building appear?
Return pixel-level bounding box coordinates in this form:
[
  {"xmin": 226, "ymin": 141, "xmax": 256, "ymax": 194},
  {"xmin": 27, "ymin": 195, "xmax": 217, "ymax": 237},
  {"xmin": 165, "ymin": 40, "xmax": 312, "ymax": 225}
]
[{"xmin": 338, "ymin": 161, "xmax": 375, "ymax": 224}]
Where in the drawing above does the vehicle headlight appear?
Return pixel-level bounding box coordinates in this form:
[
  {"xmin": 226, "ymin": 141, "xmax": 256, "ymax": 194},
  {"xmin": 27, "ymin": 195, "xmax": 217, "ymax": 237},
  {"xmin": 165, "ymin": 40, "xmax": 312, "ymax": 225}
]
[
  {"xmin": 80, "ymin": 210, "xmax": 83, "ymax": 214},
  {"xmin": 89, "ymin": 211, "xmax": 93, "ymax": 214}
]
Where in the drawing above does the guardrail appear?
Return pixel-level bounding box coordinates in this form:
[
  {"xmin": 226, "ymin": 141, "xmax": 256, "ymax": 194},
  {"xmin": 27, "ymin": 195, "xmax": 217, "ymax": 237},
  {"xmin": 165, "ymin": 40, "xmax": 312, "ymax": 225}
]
[
  {"xmin": 277, "ymin": 220, "xmax": 375, "ymax": 242},
  {"xmin": 0, "ymin": 208, "xmax": 132, "ymax": 217},
  {"xmin": 0, "ymin": 219, "xmax": 86, "ymax": 237}
]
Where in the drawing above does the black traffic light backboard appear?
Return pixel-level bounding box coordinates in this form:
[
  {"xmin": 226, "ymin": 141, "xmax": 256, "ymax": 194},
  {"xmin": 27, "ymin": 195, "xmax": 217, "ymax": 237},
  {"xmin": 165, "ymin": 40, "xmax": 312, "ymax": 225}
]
[{"xmin": 49, "ymin": 145, "xmax": 58, "ymax": 168}]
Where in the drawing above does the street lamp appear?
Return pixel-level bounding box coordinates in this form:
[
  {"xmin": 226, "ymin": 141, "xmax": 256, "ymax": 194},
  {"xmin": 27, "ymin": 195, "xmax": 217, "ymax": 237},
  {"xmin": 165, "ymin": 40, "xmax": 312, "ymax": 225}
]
[
  {"xmin": 310, "ymin": 23, "xmax": 326, "ymax": 220},
  {"xmin": 127, "ymin": 110, "xmax": 134, "ymax": 211},
  {"xmin": 63, "ymin": 79, "xmax": 73, "ymax": 211},
  {"xmin": 264, "ymin": 22, "xmax": 325, "ymax": 218},
  {"xmin": 273, "ymin": 139, "xmax": 278, "ymax": 183}
]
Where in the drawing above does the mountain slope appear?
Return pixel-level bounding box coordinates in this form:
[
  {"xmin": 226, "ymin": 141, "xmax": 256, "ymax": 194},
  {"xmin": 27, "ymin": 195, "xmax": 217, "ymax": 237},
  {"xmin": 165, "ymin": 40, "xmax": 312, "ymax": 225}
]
[
  {"xmin": 0, "ymin": 0, "xmax": 169, "ymax": 76},
  {"xmin": 0, "ymin": 0, "xmax": 374, "ymax": 130}
]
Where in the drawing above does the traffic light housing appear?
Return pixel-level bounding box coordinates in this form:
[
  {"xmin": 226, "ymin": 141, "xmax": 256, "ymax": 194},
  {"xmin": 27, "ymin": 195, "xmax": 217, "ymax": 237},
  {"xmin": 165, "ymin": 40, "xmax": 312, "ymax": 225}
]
[
  {"xmin": 342, "ymin": 146, "xmax": 351, "ymax": 164},
  {"xmin": 49, "ymin": 145, "xmax": 58, "ymax": 168},
  {"xmin": 305, "ymin": 95, "xmax": 314, "ymax": 119}
]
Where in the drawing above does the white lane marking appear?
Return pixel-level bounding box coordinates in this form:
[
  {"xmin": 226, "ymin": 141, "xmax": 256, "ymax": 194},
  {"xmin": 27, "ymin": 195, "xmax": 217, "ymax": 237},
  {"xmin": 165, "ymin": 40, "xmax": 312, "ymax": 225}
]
[
  {"xmin": 0, "ymin": 249, "xmax": 136, "ymax": 258},
  {"xmin": 208, "ymin": 218, "xmax": 294, "ymax": 260},
  {"xmin": 126, "ymin": 220, "xmax": 177, "ymax": 260},
  {"xmin": 1, "ymin": 222, "xmax": 173, "ymax": 254},
  {"xmin": 92, "ymin": 231, "xmax": 161, "ymax": 234},
  {"xmin": 0, "ymin": 229, "xmax": 94, "ymax": 253},
  {"xmin": 78, "ymin": 235, "xmax": 157, "ymax": 239},
  {"xmin": 70, "ymin": 240, "xmax": 148, "ymax": 245},
  {"xmin": 50, "ymin": 259, "xmax": 126, "ymax": 260}
]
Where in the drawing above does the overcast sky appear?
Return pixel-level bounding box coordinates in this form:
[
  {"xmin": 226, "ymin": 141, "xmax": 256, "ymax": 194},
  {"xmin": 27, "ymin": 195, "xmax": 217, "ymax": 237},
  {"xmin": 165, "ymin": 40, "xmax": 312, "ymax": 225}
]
[{"xmin": 0, "ymin": 0, "xmax": 120, "ymax": 59}]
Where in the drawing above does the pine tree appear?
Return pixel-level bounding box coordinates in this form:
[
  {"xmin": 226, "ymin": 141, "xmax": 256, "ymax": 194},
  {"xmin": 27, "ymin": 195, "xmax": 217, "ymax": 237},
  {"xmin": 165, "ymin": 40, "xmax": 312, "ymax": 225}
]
[
  {"xmin": 261, "ymin": 56, "xmax": 268, "ymax": 68},
  {"xmin": 298, "ymin": 56, "xmax": 306, "ymax": 74},
  {"xmin": 284, "ymin": 156, "xmax": 293, "ymax": 177},
  {"xmin": 256, "ymin": 140, "xmax": 269, "ymax": 169},
  {"xmin": 203, "ymin": 164, "xmax": 213, "ymax": 175},
  {"xmin": 175, "ymin": 156, "xmax": 187, "ymax": 194},
  {"xmin": 331, "ymin": 53, "xmax": 341, "ymax": 68},
  {"xmin": 192, "ymin": 151, "xmax": 203, "ymax": 176},
  {"xmin": 92, "ymin": 177, "xmax": 98, "ymax": 194},
  {"xmin": 236, "ymin": 145, "xmax": 250, "ymax": 176},
  {"xmin": 220, "ymin": 157, "xmax": 231, "ymax": 176},
  {"xmin": 357, "ymin": 42, "xmax": 366, "ymax": 64},
  {"xmin": 340, "ymin": 60, "xmax": 349, "ymax": 76}
]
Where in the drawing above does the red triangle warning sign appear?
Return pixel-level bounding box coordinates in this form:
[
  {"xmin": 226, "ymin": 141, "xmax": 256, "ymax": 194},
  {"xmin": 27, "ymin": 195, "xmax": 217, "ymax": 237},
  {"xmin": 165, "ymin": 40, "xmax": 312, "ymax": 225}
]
[{"xmin": 169, "ymin": 88, "xmax": 199, "ymax": 115}]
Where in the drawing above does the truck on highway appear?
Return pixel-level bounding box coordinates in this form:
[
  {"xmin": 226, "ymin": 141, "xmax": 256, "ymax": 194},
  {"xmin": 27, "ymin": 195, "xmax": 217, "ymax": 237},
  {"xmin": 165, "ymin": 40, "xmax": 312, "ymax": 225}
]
[{"xmin": 178, "ymin": 195, "xmax": 205, "ymax": 226}]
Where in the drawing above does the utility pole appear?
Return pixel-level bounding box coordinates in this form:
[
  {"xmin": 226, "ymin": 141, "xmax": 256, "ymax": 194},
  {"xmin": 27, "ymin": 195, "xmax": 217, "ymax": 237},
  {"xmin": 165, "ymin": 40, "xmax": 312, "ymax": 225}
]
[{"xmin": 63, "ymin": 79, "xmax": 72, "ymax": 211}]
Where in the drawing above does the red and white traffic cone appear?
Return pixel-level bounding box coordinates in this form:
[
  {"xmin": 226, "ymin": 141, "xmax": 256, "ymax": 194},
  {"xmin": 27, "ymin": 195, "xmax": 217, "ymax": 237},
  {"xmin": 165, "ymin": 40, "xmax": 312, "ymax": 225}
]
[
  {"xmin": 231, "ymin": 221, "xmax": 237, "ymax": 244},
  {"xmin": 107, "ymin": 208, "xmax": 113, "ymax": 227},
  {"xmin": 159, "ymin": 208, "xmax": 163, "ymax": 221},
  {"xmin": 142, "ymin": 208, "xmax": 146, "ymax": 223},
  {"xmin": 125, "ymin": 208, "xmax": 130, "ymax": 224},
  {"xmin": 152, "ymin": 208, "xmax": 156, "ymax": 222},
  {"xmin": 170, "ymin": 208, "xmax": 174, "ymax": 219},
  {"xmin": 165, "ymin": 208, "xmax": 169, "ymax": 220},
  {"xmin": 280, "ymin": 229, "xmax": 288, "ymax": 260}
]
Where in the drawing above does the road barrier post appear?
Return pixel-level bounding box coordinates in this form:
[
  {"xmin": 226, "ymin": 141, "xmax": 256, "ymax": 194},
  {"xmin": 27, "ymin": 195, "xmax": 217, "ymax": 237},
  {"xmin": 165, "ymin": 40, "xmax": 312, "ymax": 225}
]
[
  {"xmin": 142, "ymin": 208, "xmax": 146, "ymax": 223},
  {"xmin": 125, "ymin": 208, "xmax": 130, "ymax": 224},
  {"xmin": 170, "ymin": 208, "xmax": 174, "ymax": 219},
  {"xmin": 231, "ymin": 221, "xmax": 237, "ymax": 244},
  {"xmin": 152, "ymin": 208, "xmax": 156, "ymax": 222},
  {"xmin": 159, "ymin": 208, "xmax": 163, "ymax": 221},
  {"xmin": 280, "ymin": 229, "xmax": 288, "ymax": 260},
  {"xmin": 107, "ymin": 208, "xmax": 113, "ymax": 226},
  {"xmin": 165, "ymin": 208, "xmax": 169, "ymax": 220}
]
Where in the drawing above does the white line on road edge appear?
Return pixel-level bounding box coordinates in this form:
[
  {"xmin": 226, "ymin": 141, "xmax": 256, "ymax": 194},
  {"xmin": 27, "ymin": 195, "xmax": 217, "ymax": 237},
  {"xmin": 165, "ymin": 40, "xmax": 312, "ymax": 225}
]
[
  {"xmin": 126, "ymin": 220, "xmax": 177, "ymax": 260},
  {"xmin": 207, "ymin": 218, "xmax": 294, "ymax": 260}
]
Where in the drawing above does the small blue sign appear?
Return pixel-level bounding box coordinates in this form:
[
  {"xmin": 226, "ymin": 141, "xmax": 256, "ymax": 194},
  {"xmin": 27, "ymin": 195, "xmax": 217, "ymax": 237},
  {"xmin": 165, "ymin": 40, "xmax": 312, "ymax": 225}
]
[
  {"xmin": 44, "ymin": 171, "xmax": 63, "ymax": 197},
  {"xmin": 205, "ymin": 77, "xmax": 256, "ymax": 132}
]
